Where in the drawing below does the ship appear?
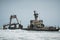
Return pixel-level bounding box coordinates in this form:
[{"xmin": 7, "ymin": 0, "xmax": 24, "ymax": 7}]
[
  {"xmin": 23, "ymin": 11, "xmax": 59, "ymax": 31},
  {"xmin": 3, "ymin": 11, "xmax": 59, "ymax": 31}
]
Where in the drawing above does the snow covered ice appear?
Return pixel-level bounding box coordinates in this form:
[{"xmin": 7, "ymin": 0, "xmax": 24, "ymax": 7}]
[{"xmin": 0, "ymin": 29, "xmax": 60, "ymax": 40}]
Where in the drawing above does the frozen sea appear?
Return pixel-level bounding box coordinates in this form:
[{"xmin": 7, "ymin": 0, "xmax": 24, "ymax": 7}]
[{"xmin": 0, "ymin": 29, "xmax": 60, "ymax": 40}]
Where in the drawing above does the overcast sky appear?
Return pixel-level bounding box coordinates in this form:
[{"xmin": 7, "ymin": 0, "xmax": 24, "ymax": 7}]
[{"xmin": 0, "ymin": 0, "xmax": 60, "ymax": 28}]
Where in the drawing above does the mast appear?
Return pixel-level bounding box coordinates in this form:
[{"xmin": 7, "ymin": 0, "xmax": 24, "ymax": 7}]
[{"xmin": 34, "ymin": 11, "xmax": 38, "ymax": 21}]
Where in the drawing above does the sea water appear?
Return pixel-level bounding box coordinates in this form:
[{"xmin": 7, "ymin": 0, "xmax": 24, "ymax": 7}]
[{"xmin": 0, "ymin": 29, "xmax": 60, "ymax": 40}]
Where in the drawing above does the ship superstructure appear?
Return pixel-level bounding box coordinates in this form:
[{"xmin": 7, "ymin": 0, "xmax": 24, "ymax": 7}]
[
  {"xmin": 28, "ymin": 11, "xmax": 44, "ymax": 29},
  {"xmin": 3, "ymin": 15, "xmax": 23, "ymax": 29}
]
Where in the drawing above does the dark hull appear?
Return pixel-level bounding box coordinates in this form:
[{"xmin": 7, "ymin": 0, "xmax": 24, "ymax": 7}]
[{"xmin": 22, "ymin": 28, "xmax": 59, "ymax": 31}]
